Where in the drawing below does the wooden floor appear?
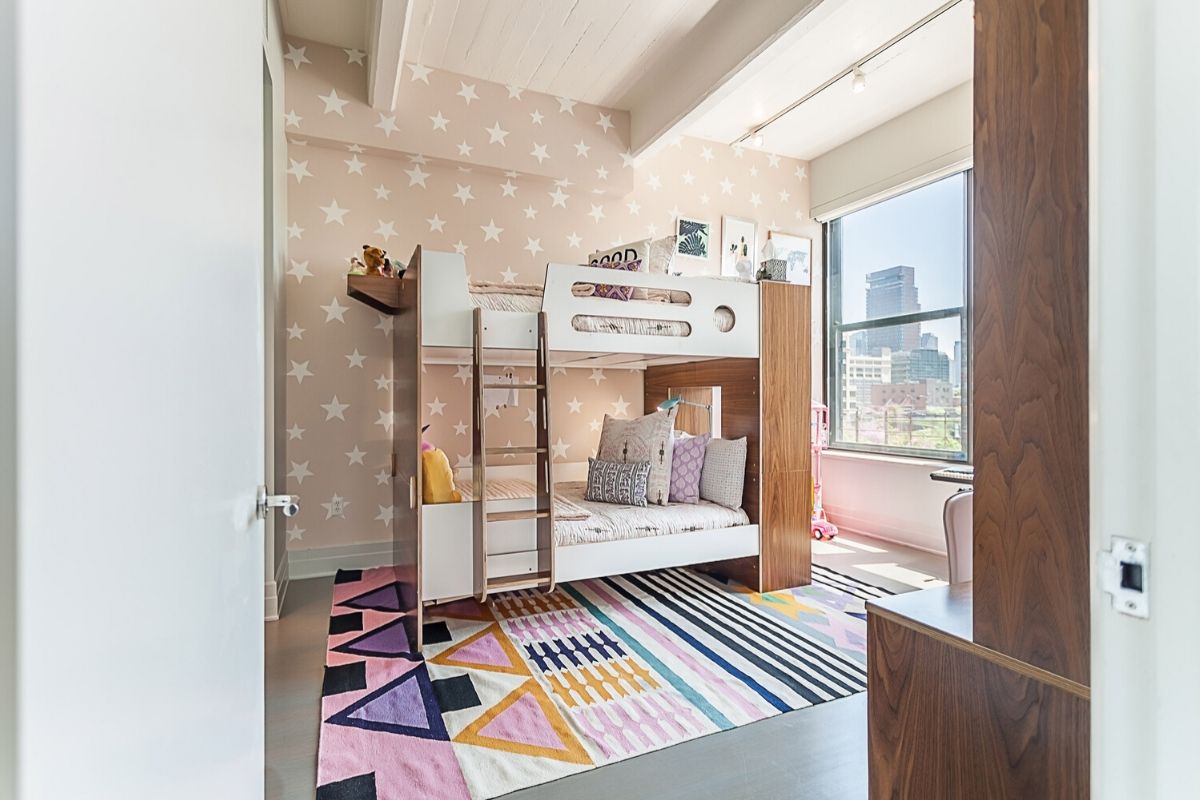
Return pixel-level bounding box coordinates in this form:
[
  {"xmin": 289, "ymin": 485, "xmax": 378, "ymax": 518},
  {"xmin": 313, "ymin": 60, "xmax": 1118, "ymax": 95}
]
[{"xmin": 266, "ymin": 533, "xmax": 945, "ymax": 799}]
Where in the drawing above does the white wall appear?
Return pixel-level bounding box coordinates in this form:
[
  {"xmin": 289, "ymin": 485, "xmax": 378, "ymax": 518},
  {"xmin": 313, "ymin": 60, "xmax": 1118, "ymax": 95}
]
[
  {"xmin": 821, "ymin": 452, "xmax": 959, "ymax": 553},
  {"xmin": 808, "ymin": 83, "xmax": 973, "ymax": 555},
  {"xmin": 0, "ymin": 0, "xmax": 16, "ymax": 793},
  {"xmin": 1090, "ymin": 0, "xmax": 1200, "ymax": 795},
  {"xmin": 810, "ymin": 81, "xmax": 973, "ymax": 220}
]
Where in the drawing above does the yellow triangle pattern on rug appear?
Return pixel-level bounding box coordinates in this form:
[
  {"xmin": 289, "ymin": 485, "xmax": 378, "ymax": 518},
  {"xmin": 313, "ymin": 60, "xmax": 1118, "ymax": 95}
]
[
  {"xmin": 455, "ymin": 678, "xmax": 593, "ymax": 766},
  {"xmin": 429, "ymin": 622, "xmax": 529, "ymax": 676},
  {"xmin": 745, "ymin": 590, "xmax": 822, "ymax": 620}
]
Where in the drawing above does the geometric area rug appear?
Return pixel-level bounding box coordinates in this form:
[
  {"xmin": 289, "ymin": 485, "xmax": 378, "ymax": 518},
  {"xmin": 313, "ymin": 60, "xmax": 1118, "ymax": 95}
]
[{"xmin": 316, "ymin": 565, "xmax": 886, "ymax": 799}]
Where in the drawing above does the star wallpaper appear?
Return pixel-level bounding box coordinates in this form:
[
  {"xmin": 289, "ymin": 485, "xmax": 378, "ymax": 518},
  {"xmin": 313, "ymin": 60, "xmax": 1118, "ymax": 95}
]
[{"xmin": 282, "ymin": 38, "xmax": 818, "ymax": 554}]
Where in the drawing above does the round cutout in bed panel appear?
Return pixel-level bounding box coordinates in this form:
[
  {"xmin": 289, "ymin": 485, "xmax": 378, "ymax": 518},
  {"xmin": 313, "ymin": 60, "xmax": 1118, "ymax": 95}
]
[{"xmin": 714, "ymin": 305, "xmax": 735, "ymax": 332}]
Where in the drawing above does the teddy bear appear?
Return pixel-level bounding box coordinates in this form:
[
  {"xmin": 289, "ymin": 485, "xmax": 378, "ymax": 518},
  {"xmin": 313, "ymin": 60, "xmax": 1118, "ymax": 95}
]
[{"xmin": 360, "ymin": 244, "xmax": 389, "ymax": 277}]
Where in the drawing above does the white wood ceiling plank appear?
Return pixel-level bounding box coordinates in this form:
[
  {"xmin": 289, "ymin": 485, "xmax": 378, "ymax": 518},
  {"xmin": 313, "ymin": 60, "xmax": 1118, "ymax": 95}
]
[
  {"xmin": 459, "ymin": 1, "xmax": 516, "ymax": 78},
  {"xmin": 440, "ymin": 0, "xmax": 488, "ymax": 74},
  {"xmin": 486, "ymin": 0, "xmax": 547, "ymax": 85},
  {"xmin": 590, "ymin": 0, "xmax": 700, "ymax": 106},
  {"xmin": 415, "ymin": 0, "xmax": 461, "ymax": 67},
  {"xmin": 509, "ymin": 0, "xmax": 574, "ymax": 91},
  {"xmin": 544, "ymin": 0, "xmax": 634, "ymax": 99},
  {"xmin": 523, "ymin": 0, "xmax": 596, "ymax": 94},
  {"xmin": 580, "ymin": 0, "xmax": 696, "ymax": 106}
]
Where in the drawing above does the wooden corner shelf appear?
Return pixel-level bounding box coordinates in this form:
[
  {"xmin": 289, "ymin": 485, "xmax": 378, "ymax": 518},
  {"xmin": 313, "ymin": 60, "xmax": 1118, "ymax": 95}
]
[{"xmin": 346, "ymin": 274, "xmax": 402, "ymax": 314}]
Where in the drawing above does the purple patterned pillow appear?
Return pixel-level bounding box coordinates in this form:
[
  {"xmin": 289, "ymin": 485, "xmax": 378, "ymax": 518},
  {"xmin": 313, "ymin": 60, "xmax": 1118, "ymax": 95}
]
[
  {"xmin": 669, "ymin": 433, "xmax": 710, "ymax": 503},
  {"xmin": 593, "ymin": 258, "xmax": 642, "ymax": 301}
]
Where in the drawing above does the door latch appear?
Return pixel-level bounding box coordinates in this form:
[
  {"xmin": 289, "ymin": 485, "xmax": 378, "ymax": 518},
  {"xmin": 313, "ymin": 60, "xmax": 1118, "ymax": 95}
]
[
  {"xmin": 257, "ymin": 485, "xmax": 300, "ymax": 519},
  {"xmin": 1099, "ymin": 536, "xmax": 1149, "ymax": 619}
]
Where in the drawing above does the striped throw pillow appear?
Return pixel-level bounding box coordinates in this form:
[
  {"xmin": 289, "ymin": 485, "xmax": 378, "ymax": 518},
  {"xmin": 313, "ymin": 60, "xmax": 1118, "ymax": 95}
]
[{"xmin": 584, "ymin": 458, "xmax": 651, "ymax": 507}]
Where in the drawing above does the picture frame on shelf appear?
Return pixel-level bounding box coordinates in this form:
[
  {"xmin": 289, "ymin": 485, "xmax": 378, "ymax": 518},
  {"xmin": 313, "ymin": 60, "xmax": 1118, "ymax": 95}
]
[
  {"xmin": 674, "ymin": 217, "xmax": 711, "ymax": 261},
  {"xmin": 763, "ymin": 231, "xmax": 812, "ymax": 285},
  {"xmin": 721, "ymin": 215, "xmax": 758, "ymax": 279}
]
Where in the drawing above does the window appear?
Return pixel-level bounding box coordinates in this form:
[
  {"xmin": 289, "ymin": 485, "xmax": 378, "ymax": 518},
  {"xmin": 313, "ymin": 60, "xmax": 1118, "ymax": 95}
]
[{"xmin": 825, "ymin": 171, "xmax": 971, "ymax": 461}]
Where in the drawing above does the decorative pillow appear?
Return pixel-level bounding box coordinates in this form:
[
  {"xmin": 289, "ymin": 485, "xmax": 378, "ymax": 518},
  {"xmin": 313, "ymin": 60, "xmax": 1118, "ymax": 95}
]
[
  {"xmin": 700, "ymin": 437, "xmax": 747, "ymax": 509},
  {"xmin": 589, "ymin": 239, "xmax": 649, "ymax": 267},
  {"xmin": 597, "ymin": 407, "xmax": 677, "ymax": 505},
  {"xmin": 669, "ymin": 433, "xmax": 710, "ymax": 503},
  {"xmin": 593, "ymin": 258, "xmax": 641, "ymax": 301},
  {"xmin": 585, "ymin": 458, "xmax": 650, "ymax": 507}
]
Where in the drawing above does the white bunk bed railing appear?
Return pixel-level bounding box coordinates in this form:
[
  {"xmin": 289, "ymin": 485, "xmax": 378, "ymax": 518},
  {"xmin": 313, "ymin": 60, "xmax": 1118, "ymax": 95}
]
[
  {"xmin": 541, "ymin": 263, "xmax": 759, "ymax": 359},
  {"xmin": 419, "ymin": 250, "xmax": 760, "ymax": 360}
]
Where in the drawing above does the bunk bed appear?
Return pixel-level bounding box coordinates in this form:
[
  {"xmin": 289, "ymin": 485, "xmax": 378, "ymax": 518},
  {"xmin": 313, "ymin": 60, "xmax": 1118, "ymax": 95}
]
[{"xmin": 347, "ymin": 245, "xmax": 812, "ymax": 651}]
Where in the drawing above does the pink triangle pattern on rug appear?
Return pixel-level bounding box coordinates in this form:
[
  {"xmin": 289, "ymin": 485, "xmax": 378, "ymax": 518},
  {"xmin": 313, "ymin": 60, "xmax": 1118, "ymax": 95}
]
[
  {"xmin": 477, "ymin": 692, "xmax": 564, "ymax": 751},
  {"xmin": 450, "ymin": 631, "xmax": 511, "ymax": 669}
]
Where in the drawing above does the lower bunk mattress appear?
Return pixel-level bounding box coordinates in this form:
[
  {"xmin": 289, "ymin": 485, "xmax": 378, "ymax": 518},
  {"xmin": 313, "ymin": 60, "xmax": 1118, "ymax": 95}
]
[
  {"xmin": 451, "ymin": 477, "xmax": 749, "ymax": 545},
  {"xmin": 552, "ymin": 482, "xmax": 749, "ymax": 545}
]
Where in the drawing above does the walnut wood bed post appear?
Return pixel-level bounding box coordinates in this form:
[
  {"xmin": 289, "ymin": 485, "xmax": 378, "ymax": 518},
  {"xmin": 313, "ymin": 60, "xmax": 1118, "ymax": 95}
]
[
  {"xmin": 643, "ymin": 281, "xmax": 813, "ymax": 593},
  {"xmin": 393, "ymin": 245, "xmax": 423, "ymax": 650}
]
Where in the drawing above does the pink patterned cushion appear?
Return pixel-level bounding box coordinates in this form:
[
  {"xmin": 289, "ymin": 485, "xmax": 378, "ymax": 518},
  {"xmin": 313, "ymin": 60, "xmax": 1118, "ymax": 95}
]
[
  {"xmin": 593, "ymin": 258, "xmax": 642, "ymax": 300},
  {"xmin": 668, "ymin": 433, "xmax": 710, "ymax": 503}
]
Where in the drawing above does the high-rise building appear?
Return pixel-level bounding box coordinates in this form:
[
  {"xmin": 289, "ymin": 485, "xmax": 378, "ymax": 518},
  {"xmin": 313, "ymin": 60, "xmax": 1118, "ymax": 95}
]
[
  {"xmin": 893, "ymin": 347, "xmax": 951, "ymax": 383},
  {"xmin": 951, "ymin": 340, "xmax": 962, "ymax": 387},
  {"xmin": 865, "ymin": 265, "xmax": 921, "ymax": 354},
  {"xmin": 920, "ymin": 332, "xmax": 939, "ymax": 350}
]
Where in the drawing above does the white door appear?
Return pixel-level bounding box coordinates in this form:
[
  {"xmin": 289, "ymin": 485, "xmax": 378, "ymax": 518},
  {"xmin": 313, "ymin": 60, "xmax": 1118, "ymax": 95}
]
[{"xmin": 13, "ymin": 1, "xmax": 267, "ymax": 797}]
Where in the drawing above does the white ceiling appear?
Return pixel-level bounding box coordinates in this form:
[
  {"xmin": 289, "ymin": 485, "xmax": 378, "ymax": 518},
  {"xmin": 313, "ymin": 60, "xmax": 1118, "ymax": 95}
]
[
  {"xmin": 278, "ymin": 0, "xmax": 973, "ymax": 161},
  {"xmin": 280, "ymin": 0, "xmax": 722, "ymax": 108},
  {"xmin": 684, "ymin": 0, "xmax": 974, "ymax": 160}
]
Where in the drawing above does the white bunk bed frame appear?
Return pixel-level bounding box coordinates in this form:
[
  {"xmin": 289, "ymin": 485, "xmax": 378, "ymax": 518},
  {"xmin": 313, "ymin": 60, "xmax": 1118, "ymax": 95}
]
[
  {"xmin": 416, "ymin": 249, "xmax": 761, "ymax": 605},
  {"xmin": 349, "ymin": 245, "xmax": 779, "ymax": 651}
]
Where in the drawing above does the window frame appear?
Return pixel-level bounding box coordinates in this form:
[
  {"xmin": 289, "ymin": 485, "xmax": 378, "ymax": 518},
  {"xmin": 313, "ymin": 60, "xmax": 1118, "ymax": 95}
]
[{"xmin": 823, "ymin": 170, "xmax": 974, "ymax": 463}]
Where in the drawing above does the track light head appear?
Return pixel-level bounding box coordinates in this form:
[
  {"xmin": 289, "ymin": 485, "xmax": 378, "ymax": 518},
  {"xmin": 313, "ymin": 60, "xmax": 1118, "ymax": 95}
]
[{"xmin": 851, "ymin": 68, "xmax": 867, "ymax": 94}]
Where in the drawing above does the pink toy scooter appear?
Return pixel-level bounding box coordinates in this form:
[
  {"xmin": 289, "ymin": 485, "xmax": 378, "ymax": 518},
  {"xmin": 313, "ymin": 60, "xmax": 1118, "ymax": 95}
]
[{"xmin": 811, "ymin": 403, "xmax": 839, "ymax": 540}]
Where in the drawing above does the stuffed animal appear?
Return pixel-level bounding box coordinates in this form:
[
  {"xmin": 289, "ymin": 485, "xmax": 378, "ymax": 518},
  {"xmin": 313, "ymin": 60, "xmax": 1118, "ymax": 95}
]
[
  {"xmin": 361, "ymin": 244, "xmax": 388, "ymax": 277},
  {"xmin": 420, "ymin": 425, "xmax": 462, "ymax": 504}
]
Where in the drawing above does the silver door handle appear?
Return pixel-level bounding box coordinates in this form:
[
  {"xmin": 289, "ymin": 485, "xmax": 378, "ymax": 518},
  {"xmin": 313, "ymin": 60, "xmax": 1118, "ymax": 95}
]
[{"xmin": 257, "ymin": 485, "xmax": 300, "ymax": 519}]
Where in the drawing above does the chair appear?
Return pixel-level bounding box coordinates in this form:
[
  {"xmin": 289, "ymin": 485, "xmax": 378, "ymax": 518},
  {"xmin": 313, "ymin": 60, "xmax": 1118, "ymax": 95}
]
[{"xmin": 943, "ymin": 489, "xmax": 973, "ymax": 583}]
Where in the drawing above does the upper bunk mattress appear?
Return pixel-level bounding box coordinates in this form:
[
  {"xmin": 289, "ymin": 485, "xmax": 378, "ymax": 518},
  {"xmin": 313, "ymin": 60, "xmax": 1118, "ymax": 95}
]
[
  {"xmin": 469, "ymin": 281, "xmax": 735, "ymax": 335},
  {"xmin": 552, "ymin": 481, "xmax": 750, "ymax": 547}
]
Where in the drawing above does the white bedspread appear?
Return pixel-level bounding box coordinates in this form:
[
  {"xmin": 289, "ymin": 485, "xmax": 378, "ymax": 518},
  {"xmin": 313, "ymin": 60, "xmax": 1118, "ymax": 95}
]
[{"xmin": 552, "ymin": 481, "xmax": 749, "ymax": 546}]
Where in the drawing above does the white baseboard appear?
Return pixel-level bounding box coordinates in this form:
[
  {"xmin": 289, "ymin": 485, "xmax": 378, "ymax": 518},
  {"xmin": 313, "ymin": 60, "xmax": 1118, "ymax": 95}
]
[
  {"xmin": 263, "ymin": 549, "xmax": 290, "ymax": 622},
  {"xmin": 823, "ymin": 512, "xmax": 947, "ymax": 556},
  {"xmin": 287, "ymin": 540, "xmax": 394, "ymax": 580}
]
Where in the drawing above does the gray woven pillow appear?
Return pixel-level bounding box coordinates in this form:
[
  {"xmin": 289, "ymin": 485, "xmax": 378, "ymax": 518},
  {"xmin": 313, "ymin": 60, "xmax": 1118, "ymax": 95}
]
[
  {"xmin": 700, "ymin": 437, "xmax": 747, "ymax": 509},
  {"xmin": 597, "ymin": 407, "xmax": 677, "ymax": 505},
  {"xmin": 585, "ymin": 458, "xmax": 650, "ymax": 507}
]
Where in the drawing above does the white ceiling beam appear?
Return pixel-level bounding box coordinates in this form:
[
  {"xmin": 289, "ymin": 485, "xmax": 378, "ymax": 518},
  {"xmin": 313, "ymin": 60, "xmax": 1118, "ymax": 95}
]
[
  {"xmin": 617, "ymin": 0, "xmax": 849, "ymax": 162},
  {"xmin": 367, "ymin": 0, "xmax": 414, "ymax": 110}
]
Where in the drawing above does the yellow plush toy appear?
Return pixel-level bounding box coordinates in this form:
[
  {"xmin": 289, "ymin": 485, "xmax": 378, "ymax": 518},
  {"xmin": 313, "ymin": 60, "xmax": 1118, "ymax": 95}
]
[{"xmin": 421, "ymin": 427, "xmax": 462, "ymax": 504}]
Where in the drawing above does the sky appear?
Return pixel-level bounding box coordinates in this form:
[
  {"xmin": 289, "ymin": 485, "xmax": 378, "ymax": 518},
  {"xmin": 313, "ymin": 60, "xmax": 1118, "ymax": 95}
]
[{"xmin": 836, "ymin": 171, "xmax": 967, "ymax": 357}]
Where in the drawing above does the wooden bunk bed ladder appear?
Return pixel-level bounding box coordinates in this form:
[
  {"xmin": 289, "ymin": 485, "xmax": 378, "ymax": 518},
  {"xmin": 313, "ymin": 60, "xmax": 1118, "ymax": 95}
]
[{"xmin": 471, "ymin": 308, "xmax": 557, "ymax": 602}]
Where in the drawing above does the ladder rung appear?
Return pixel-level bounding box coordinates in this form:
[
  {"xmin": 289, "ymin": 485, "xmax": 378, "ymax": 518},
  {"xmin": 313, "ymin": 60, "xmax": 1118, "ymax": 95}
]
[
  {"xmin": 487, "ymin": 509, "xmax": 550, "ymax": 522},
  {"xmin": 485, "ymin": 446, "xmax": 546, "ymax": 455},
  {"xmin": 487, "ymin": 572, "xmax": 553, "ymax": 592},
  {"xmin": 481, "ymin": 383, "xmax": 545, "ymax": 390}
]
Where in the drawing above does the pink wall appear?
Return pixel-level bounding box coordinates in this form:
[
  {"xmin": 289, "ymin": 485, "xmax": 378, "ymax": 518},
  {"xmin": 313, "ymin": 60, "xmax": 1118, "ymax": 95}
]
[{"xmin": 282, "ymin": 39, "xmax": 817, "ymax": 553}]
